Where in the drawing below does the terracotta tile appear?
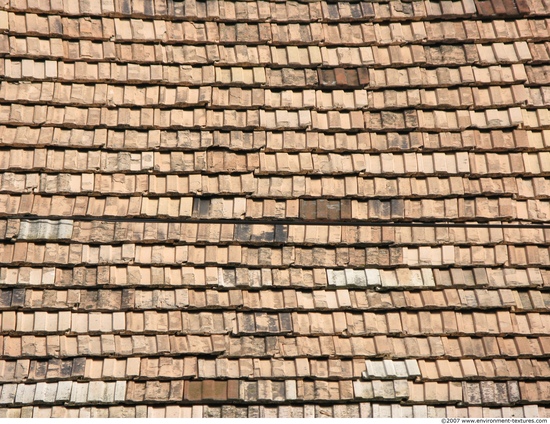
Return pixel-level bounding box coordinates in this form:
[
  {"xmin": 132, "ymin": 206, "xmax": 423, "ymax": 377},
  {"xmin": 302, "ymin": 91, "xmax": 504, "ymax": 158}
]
[
  {"xmin": 183, "ymin": 381, "xmax": 202, "ymax": 402},
  {"xmin": 1, "ymin": 0, "xmax": 550, "ymax": 417}
]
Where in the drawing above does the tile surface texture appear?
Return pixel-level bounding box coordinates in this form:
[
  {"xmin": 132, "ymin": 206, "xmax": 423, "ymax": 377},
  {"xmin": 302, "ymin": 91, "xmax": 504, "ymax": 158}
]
[{"xmin": 1, "ymin": 0, "xmax": 550, "ymax": 418}]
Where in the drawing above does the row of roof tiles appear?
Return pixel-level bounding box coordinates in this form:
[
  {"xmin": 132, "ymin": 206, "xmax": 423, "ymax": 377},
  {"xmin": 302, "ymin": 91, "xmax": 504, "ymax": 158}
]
[
  {"xmin": 2, "ymin": 332, "xmax": 549, "ymax": 358},
  {"xmin": 1, "ymin": 194, "xmax": 548, "ymax": 221},
  {"xmin": 360, "ymin": 65, "xmax": 531, "ymax": 88},
  {"xmin": 395, "ymin": 64, "xmax": 531, "ymax": 93},
  {"xmin": 0, "ymin": 356, "xmax": 373, "ymax": 381},
  {"xmin": 9, "ymin": 219, "xmax": 550, "ymax": 244},
  {"xmin": 4, "ymin": 61, "xmax": 539, "ymax": 91},
  {"xmin": 416, "ymin": 358, "xmax": 550, "ymax": 381},
  {"xmin": 0, "ymin": 104, "xmax": 538, "ymax": 130},
  {"xmin": 3, "ymin": 309, "xmax": 550, "ymax": 336},
  {"xmin": 0, "ymin": 380, "xmax": 126, "ymax": 404},
  {"xmin": 3, "ymin": 240, "xmax": 550, "ymax": 267},
  {"xmin": 4, "ymin": 151, "xmax": 550, "ymax": 177},
  {"xmin": 0, "ymin": 403, "xmax": 546, "ymax": 419},
  {"xmin": 1, "ymin": 36, "xmax": 539, "ymax": 68},
  {"xmin": 6, "ymin": 230, "xmax": 550, "ymax": 256},
  {"xmin": 11, "ymin": 356, "xmax": 540, "ymax": 382},
  {"xmin": 1, "ymin": 378, "xmax": 549, "ymax": 405},
  {"xmin": 0, "ymin": 403, "xmax": 347, "ymax": 418},
  {"xmin": 2, "ymin": 265, "xmax": 546, "ymax": 289},
  {"xmin": 0, "ymin": 356, "xmax": 414, "ymax": 382},
  {"xmin": 0, "ymin": 356, "xmax": 450, "ymax": 382},
  {"xmin": 0, "ymin": 241, "xmax": 400, "ymax": 268},
  {"xmin": 0, "ymin": 0, "xmax": 486, "ymax": 22},
  {"xmin": 5, "ymin": 83, "xmax": 549, "ymax": 111},
  {"xmin": 1, "ymin": 333, "xmax": 223, "ymax": 358},
  {"xmin": 5, "ymin": 175, "xmax": 549, "ymax": 202},
  {"xmin": 2, "ymin": 286, "xmax": 550, "ymax": 312},
  {"xmin": 0, "ymin": 174, "xmax": 542, "ymax": 200},
  {"xmin": 1, "ymin": 232, "xmax": 550, "ymax": 258},
  {"xmin": 125, "ymin": 333, "xmax": 550, "ymax": 359},
  {"xmin": 2, "ymin": 127, "xmax": 544, "ymax": 151},
  {"xmin": 8, "ymin": 0, "xmax": 548, "ymax": 22},
  {"xmin": 0, "ymin": 379, "xmax": 436, "ymax": 404},
  {"xmin": 4, "ymin": 15, "xmax": 550, "ymax": 46}
]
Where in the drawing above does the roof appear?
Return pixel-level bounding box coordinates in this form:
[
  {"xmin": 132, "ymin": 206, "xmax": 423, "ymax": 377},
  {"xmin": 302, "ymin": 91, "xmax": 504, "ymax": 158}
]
[{"xmin": 1, "ymin": 0, "xmax": 550, "ymax": 418}]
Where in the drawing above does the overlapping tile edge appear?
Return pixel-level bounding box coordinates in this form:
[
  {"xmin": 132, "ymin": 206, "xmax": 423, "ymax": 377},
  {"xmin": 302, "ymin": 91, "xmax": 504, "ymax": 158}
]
[{"xmin": 1, "ymin": 0, "xmax": 550, "ymax": 418}]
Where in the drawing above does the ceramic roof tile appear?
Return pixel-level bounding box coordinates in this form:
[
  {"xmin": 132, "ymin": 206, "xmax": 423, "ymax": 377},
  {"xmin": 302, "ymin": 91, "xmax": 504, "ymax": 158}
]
[{"xmin": 1, "ymin": 0, "xmax": 549, "ymax": 417}]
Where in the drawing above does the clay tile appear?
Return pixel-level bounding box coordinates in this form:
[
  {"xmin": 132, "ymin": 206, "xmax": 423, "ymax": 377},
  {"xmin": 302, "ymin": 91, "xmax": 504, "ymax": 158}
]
[
  {"xmin": 184, "ymin": 381, "xmax": 202, "ymax": 401},
  {"xmin": 318, "ymin": 68, "xmax": 336, "ymax": 86}
]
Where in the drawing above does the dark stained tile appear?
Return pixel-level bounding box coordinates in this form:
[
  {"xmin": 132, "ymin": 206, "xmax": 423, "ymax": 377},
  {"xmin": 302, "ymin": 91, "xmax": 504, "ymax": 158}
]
[{"xmin": 184, "ymin": 381, "xmax": 202, "ymax": 401}]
